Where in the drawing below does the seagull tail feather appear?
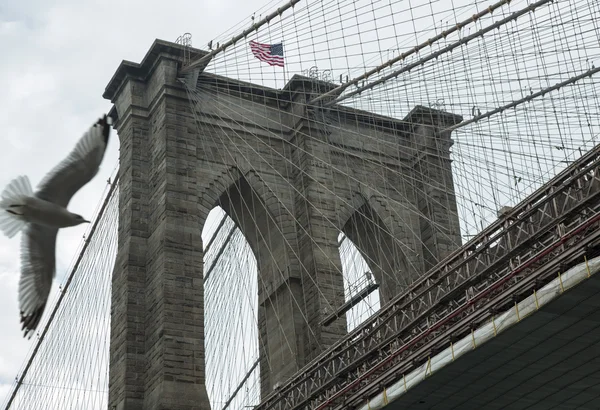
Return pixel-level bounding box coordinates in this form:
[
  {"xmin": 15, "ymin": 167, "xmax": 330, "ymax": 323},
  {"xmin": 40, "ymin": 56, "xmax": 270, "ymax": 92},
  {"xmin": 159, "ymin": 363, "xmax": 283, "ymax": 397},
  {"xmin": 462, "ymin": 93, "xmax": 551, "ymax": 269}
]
[{"xmin": 0, "ymin": 175, "xmax": 33, "ymax": 238}]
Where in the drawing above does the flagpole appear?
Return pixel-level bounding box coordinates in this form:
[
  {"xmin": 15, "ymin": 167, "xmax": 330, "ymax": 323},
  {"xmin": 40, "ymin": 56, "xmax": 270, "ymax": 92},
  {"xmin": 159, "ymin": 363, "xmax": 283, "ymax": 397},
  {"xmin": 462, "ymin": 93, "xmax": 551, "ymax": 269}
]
[{"xmin": 282, "ymin": 42, "xmax": 288, "ymax": 88}]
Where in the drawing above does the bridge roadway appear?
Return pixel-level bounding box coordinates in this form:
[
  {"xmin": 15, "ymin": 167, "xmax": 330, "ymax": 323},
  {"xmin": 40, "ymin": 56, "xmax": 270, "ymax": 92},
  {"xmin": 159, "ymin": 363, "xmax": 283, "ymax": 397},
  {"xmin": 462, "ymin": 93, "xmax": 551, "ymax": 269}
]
[
  {"xmin": 380, "ymin": 270, "xmax": 600, "ymax": 409},
  {"xmin": 370, "ymin": 258, "xmax": 600, "ymax": 409},
  {"xmin": 255, "ymin": 141, "xmax": 600, "ymax": 410}
]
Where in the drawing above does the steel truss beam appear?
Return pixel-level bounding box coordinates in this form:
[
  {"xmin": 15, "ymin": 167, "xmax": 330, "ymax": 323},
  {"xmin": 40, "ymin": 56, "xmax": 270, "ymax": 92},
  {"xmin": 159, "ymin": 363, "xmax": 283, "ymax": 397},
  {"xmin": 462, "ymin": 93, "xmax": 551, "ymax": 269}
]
[{"xmin": 254, "ymin": 142, "xmax": 600, "ymax": 410}]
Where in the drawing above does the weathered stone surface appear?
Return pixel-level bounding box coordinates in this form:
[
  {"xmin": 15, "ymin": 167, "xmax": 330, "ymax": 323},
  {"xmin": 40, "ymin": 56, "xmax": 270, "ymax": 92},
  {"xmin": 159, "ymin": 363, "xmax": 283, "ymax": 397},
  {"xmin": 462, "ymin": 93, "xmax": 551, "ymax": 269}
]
[{"xmin": 105, "ymin": 39, "xmax": 462, "ymax": 408}]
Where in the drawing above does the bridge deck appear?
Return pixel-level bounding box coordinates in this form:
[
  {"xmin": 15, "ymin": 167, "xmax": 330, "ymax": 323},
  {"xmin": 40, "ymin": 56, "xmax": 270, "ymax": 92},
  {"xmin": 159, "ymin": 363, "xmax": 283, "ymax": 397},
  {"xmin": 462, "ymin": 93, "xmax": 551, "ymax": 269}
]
[{"xmin": 382, "ymin": 269, "xmax": 600, "ymax": 409}]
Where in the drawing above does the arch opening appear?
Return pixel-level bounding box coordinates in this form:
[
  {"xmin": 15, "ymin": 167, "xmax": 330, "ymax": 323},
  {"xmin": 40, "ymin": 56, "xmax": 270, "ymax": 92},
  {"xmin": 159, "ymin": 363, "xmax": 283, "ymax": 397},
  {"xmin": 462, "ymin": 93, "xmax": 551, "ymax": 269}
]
[
  {"xmin": 201, "ymin": 173, "xmax": 305, "ymax": 404},
  {"xmin": 340, "ymin": 200, "xmax": 409, "ymax": 313},
  {"xmin": 202, "ymin": 206, "xmax": 260, "ymax": 409},
  {"xmin": 338, "ymin": 232, "xmax": 381, "ymax": 332}
]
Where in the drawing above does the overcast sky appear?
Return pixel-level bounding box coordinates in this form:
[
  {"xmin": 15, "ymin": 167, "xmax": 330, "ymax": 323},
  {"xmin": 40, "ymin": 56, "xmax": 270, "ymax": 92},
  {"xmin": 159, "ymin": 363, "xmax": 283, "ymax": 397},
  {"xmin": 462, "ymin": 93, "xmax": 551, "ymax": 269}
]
[{"xmin": 0, "ymin": 0, "xmax": 279, "ymax": 402}]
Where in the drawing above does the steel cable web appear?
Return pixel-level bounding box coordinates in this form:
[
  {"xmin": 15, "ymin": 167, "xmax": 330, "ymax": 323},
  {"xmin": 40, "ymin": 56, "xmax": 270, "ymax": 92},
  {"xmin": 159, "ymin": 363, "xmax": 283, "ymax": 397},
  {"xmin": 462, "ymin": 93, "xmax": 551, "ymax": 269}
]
[
  {"xmin": 179, "ymin": 0, "xmax": 600, "ymax": 408},
  {"xmin": 197, "ymin": 0, "xmax": 600, "ymax": 238},
  {"xmin": 1, "ymin": 0, "xmax": 599, "ymax": 408}
]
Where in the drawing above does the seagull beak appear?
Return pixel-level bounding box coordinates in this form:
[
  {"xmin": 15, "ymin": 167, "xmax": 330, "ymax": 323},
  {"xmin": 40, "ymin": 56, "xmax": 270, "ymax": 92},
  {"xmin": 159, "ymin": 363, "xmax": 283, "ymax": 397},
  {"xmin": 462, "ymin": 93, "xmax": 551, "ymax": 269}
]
[{"xmin": 84, "ymin": 219, "xmax": 90, "ymax": 223}]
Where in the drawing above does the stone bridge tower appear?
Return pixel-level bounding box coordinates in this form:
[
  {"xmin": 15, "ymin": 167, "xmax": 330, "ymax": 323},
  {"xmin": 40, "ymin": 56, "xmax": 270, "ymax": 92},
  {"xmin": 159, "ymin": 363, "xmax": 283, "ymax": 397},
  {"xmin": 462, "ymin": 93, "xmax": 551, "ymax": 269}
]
[{"xmin": 103, "ymin": 40, "xmax": 462, "ymax": 410}]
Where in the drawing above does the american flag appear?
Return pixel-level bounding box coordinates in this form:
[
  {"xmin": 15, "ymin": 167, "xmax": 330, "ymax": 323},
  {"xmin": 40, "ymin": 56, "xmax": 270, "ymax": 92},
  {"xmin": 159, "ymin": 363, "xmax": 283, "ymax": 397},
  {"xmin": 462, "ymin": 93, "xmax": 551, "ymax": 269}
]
[{"xmin": 249, "ymin": 40, "xmax": 284, "ymax": 67}]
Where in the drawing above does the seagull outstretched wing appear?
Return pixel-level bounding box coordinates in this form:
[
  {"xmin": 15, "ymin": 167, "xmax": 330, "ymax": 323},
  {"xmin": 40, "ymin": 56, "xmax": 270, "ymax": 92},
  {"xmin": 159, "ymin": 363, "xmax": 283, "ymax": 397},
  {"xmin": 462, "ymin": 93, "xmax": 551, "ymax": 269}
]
[
  {"xmin": 35, "ymin": 115, "xmax": 111, "ymax": 207},
  {"xmin": 16, "ymin": 115, "xmax": 111, "ymax": 338},
  {"xmin": 19, "ymin": 224, "xmax": 57, "ymax": 338}
]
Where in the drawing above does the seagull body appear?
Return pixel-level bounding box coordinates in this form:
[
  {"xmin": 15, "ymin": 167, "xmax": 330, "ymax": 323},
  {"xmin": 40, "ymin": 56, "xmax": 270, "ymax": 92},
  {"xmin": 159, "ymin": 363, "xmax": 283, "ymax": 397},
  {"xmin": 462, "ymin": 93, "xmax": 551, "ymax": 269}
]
[
  {"xmin": 0, "ymin": 115, "xmax": 111, "ymax": 338},
  {"xmin": 5, "ymin": 191, "xmax": 88, "ymax": 229}
]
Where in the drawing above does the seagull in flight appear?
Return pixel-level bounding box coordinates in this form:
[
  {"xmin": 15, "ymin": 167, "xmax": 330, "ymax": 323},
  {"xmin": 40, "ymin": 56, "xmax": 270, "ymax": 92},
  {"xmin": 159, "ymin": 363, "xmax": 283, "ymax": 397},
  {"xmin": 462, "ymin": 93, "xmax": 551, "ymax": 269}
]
[{"xmin": 0, "ymin": 115, "xmax": 111, "ymax": 338}]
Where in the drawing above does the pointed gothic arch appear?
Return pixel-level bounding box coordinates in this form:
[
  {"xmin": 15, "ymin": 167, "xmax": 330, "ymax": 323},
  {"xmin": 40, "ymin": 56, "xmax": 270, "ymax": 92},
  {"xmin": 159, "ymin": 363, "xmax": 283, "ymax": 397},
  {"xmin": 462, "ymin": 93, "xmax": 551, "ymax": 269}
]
[
  {"xmin": 199, "ymin": 166, "xmax": 315, "ymax": 399},
  {"xmin": 340, "ymin": 194, "xmax": 410, "ymax": 305}
]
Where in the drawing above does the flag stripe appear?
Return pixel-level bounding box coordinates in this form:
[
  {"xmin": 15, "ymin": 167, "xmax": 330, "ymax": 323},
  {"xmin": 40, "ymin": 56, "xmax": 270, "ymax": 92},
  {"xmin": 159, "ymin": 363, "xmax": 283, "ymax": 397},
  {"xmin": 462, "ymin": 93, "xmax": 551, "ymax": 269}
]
[{"xmin": 249, "ymin": 40, "xmax": 285, "ymax": 67}]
